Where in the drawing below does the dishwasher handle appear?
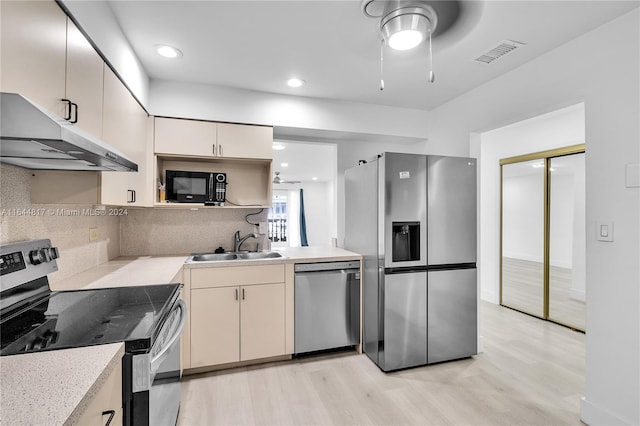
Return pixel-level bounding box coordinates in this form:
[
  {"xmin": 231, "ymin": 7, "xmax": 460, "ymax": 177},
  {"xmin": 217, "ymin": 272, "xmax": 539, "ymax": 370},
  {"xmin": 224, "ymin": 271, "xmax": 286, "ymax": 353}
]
[{"xmin": 294, "ymin": 261, "xmax": 360, "ymax": 273}]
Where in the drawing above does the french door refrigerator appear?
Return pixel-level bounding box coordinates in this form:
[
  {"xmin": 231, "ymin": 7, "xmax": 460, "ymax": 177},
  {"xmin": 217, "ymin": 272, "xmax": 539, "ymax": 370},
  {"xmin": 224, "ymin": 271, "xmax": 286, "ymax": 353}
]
[{"xmin": 345, "ymin": 152, "xmax": 477, "ymax": 371}]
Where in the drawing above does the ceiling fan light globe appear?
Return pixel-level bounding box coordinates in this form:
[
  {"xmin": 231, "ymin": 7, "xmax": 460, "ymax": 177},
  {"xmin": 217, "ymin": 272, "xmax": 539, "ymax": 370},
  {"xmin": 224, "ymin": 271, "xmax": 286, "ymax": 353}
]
[
  {"xmin": 388, "ymin": 29, "xmax": 424, "ymax": 50},
  {"xmin": 380, "ymin": 8, "xmax": 434, "ymax": 51}
]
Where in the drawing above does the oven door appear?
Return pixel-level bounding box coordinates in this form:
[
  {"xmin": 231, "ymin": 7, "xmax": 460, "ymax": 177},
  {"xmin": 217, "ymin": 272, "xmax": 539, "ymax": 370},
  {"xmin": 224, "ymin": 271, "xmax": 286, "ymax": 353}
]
[{"xmin": 129, "ymin": 299, "xmax": 186, "ymax": 426}]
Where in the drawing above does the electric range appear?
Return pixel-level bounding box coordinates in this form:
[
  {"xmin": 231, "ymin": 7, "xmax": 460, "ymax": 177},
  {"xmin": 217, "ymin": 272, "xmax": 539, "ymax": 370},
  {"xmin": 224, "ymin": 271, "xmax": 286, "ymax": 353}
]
[{"xmin": 0, "ymin": 239, "xmax": 185, "ymax": 426}]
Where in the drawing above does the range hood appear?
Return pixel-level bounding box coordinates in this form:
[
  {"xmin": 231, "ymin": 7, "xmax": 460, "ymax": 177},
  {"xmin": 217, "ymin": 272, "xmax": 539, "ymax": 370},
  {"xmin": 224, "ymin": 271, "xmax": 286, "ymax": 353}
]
[{"xmin": 0, "ymin": 92, "xmax": 137, "ymax": 172}]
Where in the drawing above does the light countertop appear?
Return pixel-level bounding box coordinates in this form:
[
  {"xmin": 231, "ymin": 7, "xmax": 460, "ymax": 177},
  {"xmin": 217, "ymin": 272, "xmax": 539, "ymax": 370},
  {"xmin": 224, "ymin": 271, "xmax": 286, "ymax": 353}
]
[
  {"xmin": 51, "ymin": 255, "xmax": 187, "ymax": 291},
  {"xmin": 0, "ymin": 343, "xmax": 124, "ymax": 426},
  {"xmin": 274, "ymin": 246, "xmax": 361, "ymax": 262}
]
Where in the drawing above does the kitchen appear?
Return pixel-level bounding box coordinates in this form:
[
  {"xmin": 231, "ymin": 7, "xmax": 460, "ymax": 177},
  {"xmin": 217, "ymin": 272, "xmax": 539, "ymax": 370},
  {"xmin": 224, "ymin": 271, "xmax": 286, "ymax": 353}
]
[{"xmin": 1, "ymin": 1, "xmax": 638, "ymax": 425}]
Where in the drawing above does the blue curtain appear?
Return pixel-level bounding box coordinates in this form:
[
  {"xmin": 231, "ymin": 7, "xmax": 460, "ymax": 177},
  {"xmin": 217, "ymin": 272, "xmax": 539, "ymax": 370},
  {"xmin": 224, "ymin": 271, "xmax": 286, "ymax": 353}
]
[{"xmin": 299, "ymin": 188, "xmax": 309, "ymax": 247}]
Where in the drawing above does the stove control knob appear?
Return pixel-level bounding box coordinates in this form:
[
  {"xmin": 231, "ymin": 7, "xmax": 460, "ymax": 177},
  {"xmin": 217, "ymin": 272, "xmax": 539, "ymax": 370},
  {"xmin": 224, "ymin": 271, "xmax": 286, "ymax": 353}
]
[
  {"xmin": 48, "ymin": 247, "xmax": 60, "ymax": 260},
  {"xmin": 29, "ymin": 249, "xmax": 44, "ymax": 265},
  {"xmin": 40, "ymin": 248, "xmax": 51, "ymax": 262}
]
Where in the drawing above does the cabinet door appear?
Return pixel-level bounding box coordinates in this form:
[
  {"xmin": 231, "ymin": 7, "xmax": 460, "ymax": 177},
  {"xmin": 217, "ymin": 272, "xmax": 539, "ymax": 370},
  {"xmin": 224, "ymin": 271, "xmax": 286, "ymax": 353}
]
[
  {"xmin": 217, "ymin": 123, "xmax": 273, "ymax": 159},
  {"xmin": 101, "ymin": 66, "xmax": 149, "ymax": 206},
  {"xmin": 240, "ymin": 283, "xmax": 285, "ymax": 361},
  {"xmin": 191, "ymin": 287, "xmax": 240, "ymax": 367},
  {"xmin": 155, "ymin": 117, "xmax": 218, "ymax": 157},
  {"xmin": 75, "ymin": 361, "xmax": 122, "ymax": 426},
  {"xmin": 0, "ymin": 0, "xmax": 66, "ymax": 117},
  {"xmin": 65, "ymin": 19, "xmax": 104, "ymax": 138}
]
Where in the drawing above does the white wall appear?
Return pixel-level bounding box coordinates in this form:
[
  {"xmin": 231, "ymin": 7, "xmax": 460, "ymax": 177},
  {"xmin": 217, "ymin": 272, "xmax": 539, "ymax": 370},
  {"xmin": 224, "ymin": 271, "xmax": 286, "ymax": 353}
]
[
  {"xmin": 433, "ymin": 10, "xmax": 638, "ymax": 426},
  {"xmin": 149, "ymin": 79, "xmax": 431, "ymax": 140}
]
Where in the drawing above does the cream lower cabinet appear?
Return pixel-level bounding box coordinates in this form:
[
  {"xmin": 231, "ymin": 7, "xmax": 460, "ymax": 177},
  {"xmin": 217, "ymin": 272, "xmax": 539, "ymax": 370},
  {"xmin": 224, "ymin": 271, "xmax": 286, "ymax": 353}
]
[
  {"xmin": 75, "ymin": 361, "xmax": 122, "ymax": 426},
  {"xmin": 189, "ymin": 265, "xmax": 287, "ymax": 369}
]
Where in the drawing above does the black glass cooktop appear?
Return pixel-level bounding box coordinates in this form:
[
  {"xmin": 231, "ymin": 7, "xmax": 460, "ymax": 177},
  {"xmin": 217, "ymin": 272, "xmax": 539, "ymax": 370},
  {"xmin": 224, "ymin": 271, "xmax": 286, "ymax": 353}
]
[{"xmin": 0, "ymin": 284, "xmax": 180, "ymax": 356}]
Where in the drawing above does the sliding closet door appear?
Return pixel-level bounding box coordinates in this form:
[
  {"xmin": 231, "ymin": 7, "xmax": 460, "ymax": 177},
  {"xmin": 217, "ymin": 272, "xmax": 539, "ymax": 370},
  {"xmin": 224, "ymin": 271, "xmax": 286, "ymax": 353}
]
[
  {"xmin": 500, "ymin": 160, "xmax": 545, "ymax": 317},
  {"xmin": 548, "ymin": 153, "xmax": 586, "ymax": 330},
  {"xmin": 500, "ymin": 145, "xmax": 585, "ymax": 331}
]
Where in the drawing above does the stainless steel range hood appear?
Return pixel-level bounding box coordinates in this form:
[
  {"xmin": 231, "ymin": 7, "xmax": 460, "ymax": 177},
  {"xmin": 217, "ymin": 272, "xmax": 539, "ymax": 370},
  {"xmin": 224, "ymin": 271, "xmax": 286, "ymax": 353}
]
[{"xmin": 0, "ymin": 92, "xmax": 138, "ymax": 172}]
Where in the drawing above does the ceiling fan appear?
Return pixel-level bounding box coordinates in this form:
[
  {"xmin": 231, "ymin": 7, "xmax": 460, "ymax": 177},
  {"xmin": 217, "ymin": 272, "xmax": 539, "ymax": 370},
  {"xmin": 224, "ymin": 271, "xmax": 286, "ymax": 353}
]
[{"xmin": 273, "ymin": 171, "xmax": 301, "ymax": 184}]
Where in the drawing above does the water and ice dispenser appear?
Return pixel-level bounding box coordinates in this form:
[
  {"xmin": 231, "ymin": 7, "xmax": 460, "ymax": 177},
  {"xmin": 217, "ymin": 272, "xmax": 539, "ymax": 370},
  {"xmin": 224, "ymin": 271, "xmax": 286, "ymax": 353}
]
[{"xmin": 391, "ymin": 221, "xmax": 420, "ymax": 262}]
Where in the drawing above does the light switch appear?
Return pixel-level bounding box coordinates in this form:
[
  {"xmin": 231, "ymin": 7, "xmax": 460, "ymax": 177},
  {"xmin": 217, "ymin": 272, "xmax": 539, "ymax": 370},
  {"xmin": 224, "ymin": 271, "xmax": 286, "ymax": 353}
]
[{"xmin": 596, "ymin": 221, "xmax": 613, "ymax": 242}]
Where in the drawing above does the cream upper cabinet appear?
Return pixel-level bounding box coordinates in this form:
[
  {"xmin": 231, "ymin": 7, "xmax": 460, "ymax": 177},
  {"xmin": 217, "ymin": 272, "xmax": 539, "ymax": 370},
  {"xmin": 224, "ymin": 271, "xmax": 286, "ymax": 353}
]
[
  {"xmin": 101, "ymin": 67, "xmax": 151, "ymax": 207},
  {"xmin": 154, "ymin": 117, "xmax": 273, "ymax": 160},
  {"xmin": 154, "ymin": 117, "xmax": 218, "ymax": 157},
  {"xmin": 217, "ymin": 123, "xmax": 273, "ymax": 160},
  {"xmin": 1, "ymin": 1, "xmax": 104, "ymax": 136},
  {"xmin": 65, "ymin": 20, "xmax": 105, "ymax": 137},
  {"xmin": 0, "ymin": 0, "xmax": 67, "ymax": 116}
]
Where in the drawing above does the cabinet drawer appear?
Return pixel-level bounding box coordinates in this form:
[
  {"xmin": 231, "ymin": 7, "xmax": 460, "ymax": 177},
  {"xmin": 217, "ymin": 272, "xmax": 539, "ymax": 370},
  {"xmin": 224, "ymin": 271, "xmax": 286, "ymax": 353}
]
[{"xmin": 191, "ymin": 264, "xmax": 285, "ymax": 289}]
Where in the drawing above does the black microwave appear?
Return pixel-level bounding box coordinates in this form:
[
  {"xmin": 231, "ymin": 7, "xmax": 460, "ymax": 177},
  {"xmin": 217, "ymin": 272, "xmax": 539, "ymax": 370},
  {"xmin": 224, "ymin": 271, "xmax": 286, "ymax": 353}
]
[{"xmin": 165, "ymin": 170, "xmax": 227, "ymax": 205}]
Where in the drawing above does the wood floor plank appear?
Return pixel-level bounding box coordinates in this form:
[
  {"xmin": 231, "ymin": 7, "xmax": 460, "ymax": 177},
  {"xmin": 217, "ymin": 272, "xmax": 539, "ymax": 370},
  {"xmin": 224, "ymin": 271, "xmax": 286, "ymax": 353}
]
[{"xmin": 178, "ymin": 301, "xmax": 585, "ymax": 425}]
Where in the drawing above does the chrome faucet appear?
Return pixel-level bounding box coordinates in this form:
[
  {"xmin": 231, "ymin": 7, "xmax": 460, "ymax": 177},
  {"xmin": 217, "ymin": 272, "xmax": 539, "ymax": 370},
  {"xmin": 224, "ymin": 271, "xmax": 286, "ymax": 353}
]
[{"xmin": 234, "ymin": 230, "xmax": 260, "ymax": 252}]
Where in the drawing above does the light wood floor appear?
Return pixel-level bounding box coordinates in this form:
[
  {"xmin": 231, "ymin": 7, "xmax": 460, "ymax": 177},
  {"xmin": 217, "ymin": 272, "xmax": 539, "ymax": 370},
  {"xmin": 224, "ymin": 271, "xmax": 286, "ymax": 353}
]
[
  {"xmin": 177, "ymin": 301, "xmax": 585, "ymax": 425},
  {"xmin": 501, "ymin": 257, "xmax": 586, "ymax": 330}
]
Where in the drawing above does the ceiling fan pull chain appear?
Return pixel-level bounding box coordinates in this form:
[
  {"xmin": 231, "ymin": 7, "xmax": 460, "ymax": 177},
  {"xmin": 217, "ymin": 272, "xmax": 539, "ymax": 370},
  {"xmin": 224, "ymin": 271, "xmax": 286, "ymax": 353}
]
[
  {"xmin": 428, "ymin": 29, "xmax": 435, "ymax": 83},
  {"xmin": 380, "ymin": 38, "xmax": 385, "ymax": 91}
]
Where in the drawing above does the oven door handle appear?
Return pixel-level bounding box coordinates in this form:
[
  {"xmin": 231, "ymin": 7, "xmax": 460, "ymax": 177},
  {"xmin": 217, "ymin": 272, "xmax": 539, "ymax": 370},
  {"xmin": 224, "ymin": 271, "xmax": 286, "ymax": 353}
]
[{"xmin": 151, "ymin": 299, "xmax": 187, "ymax": 365}]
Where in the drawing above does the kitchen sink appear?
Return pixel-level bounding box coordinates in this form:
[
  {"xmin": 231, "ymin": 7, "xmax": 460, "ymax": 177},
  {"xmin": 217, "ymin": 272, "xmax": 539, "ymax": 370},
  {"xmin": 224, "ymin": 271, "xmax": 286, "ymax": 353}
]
[{"xmin": 187, "ymin": 251, "xmax": 284, "ymax": 263}]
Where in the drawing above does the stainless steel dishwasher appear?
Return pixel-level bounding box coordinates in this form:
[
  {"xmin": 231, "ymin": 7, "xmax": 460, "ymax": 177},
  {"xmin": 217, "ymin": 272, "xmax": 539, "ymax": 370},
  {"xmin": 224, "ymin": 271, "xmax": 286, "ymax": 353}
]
[{"xmin": 294, "ymin": 261, "xmax": 361, "ymax": 354}]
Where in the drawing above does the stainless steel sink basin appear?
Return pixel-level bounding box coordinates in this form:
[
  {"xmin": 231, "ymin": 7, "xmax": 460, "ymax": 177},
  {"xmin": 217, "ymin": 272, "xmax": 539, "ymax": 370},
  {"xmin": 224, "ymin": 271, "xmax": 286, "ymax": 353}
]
[
  {"xmin": 187, "ymin": 251, "xmax": 284, "ymax": 263},
  {"xmin": 190, "ymin": 253, "xmax": 239, "ymax": 262},
  {"xmin": 237, "ymin": 252, "xmax": 284, "ymax": 260}
]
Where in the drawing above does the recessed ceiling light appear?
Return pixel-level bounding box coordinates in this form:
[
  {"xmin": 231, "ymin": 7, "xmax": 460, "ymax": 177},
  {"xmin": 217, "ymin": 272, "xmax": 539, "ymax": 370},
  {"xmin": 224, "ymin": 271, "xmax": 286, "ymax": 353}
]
[
  {"xmin": 273, "ymin": 143, "xmax": 286, "ymax": 150},
  {"xmin": 156, "ymin": 45, "xmax": 183, "ymax": 59},
  {"xmin": 312, "ymin": 177, "xmax": 318, "ymax": 181},
  {"xmin": 281, "ymin": 162, "xmax": 289, "ymax": 167},
  {"xmin": 287, "ymin": 78, "xmax": 305, "ymax": 88}
]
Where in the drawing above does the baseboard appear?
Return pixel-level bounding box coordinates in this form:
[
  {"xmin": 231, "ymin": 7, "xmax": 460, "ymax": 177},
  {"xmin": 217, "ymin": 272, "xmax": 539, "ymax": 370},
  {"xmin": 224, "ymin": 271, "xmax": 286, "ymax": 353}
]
[
  {"xmin": 570, "ymin": 288, "xmax": 586, "ymax": 302},
  {"xmin": 580, "ymin": 397, "xmax": 632, "ymax": 425},
  {"xmin": 481, "ymin": 290, "xmax": 498, "ymax": 304}
]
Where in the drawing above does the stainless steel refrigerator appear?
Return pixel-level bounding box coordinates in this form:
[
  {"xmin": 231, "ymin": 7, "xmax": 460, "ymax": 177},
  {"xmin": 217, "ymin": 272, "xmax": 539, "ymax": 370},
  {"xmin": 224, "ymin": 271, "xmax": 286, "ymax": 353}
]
[{"xmin": 345, "ymin": 152, "xmax": 477, "ymax": 371}]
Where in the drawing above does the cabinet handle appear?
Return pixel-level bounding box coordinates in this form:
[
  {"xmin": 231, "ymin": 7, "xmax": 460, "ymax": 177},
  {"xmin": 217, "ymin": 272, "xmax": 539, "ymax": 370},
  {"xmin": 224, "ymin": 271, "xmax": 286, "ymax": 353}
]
[
  {"xmin": 102, "ymin": 410, "xmax": 116, "ymax": 426},
  {"xmin": 127, "ymin": 189, "xmax": 136, "ymax": 203},
  {"xmin": 70, "ymin": 102, "xmax": 78, "ymax": 123},
  {"xmin": 242, "ymin": 288, "xmax": 245, "ymax": 300},
  {"xmin": 61, "ymin": 99, "xmax": 72, "ymax": 120},
  {"xmin": 212, "ymin": 144, "xmax": 216, "ymax": 156},
  {"xmin": 235, "ymin": 288, "xmax": 238, "ymax": 301},
  {"xmin": 219, "ymin": 144, "xmax": 223, "ymax": 157}
]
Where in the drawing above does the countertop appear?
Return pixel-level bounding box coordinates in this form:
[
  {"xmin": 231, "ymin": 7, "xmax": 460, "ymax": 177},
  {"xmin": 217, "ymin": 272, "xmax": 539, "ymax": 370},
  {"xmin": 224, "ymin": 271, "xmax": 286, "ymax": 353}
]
[
  {"xmin": 51, "ymin": 255, "xmax": 187, "ymax": 291},
  {"xmin": 0, "ymin": 343, "xmax": 124, "ymax": 426}
]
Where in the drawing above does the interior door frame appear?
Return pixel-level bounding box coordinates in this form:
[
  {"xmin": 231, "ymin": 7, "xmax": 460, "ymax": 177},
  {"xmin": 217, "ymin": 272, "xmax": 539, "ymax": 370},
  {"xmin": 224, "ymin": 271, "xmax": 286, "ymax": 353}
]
[{"xmin": 499, "ymin": 144, "xmax": 585, "ymax": 330}]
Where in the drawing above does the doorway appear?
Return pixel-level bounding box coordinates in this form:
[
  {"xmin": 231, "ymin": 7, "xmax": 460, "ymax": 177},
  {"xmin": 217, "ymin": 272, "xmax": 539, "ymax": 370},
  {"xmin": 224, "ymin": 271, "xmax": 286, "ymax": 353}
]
[{"xmin": 500, "ymin": 145, "xmax": 586, "ymax": 331}]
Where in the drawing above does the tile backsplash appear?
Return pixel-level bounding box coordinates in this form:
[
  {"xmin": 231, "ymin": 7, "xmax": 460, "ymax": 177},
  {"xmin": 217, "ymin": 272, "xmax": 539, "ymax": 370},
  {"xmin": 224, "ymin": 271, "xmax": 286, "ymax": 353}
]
[
  {"xmin": 119, "ymin": 207, "xmax": 269, "ymax": 256},
  {"xmin": 0, "ymin": 164, "xmax": 120, "ymax": 285},
  {"xmin": 1, "ymin": 164, "xmax": 270, "ymax": 283}
]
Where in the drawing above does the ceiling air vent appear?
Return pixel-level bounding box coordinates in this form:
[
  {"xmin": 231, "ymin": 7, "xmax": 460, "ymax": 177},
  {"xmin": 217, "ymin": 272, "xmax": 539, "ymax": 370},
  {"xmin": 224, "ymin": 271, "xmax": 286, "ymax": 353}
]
[{"xmin": 474, "ymin": 40, "xmax": 526, "ymax": 65}]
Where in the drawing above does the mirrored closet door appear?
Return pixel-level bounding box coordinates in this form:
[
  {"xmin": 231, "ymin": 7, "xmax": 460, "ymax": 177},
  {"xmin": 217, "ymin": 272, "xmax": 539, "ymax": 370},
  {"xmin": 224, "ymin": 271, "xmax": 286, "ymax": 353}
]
[{"xmin": 500, "ymin": 146, "xmax": 586, "ymax": 331}]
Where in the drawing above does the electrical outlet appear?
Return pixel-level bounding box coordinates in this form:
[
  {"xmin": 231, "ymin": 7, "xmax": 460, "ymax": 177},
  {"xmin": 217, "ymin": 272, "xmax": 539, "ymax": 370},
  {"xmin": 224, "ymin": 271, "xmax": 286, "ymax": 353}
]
[
  {"xmin": 258, "ymin": 222, "xmax": 267, "ymax": 234},
  {"xmin": 89, "ymin": 228, "xmax": 98, "ymax": 241}
]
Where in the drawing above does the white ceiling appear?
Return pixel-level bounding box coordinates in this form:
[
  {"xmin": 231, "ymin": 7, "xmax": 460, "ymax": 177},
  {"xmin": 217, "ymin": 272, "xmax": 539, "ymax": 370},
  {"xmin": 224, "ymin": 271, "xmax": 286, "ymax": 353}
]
[
  {"xmin": 86, "ymin": 1, "xmax": 635, "ymax": 182},
  {"xmin": 106, "ymin": 0, "xmax": 638, "ymax": 111}
]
